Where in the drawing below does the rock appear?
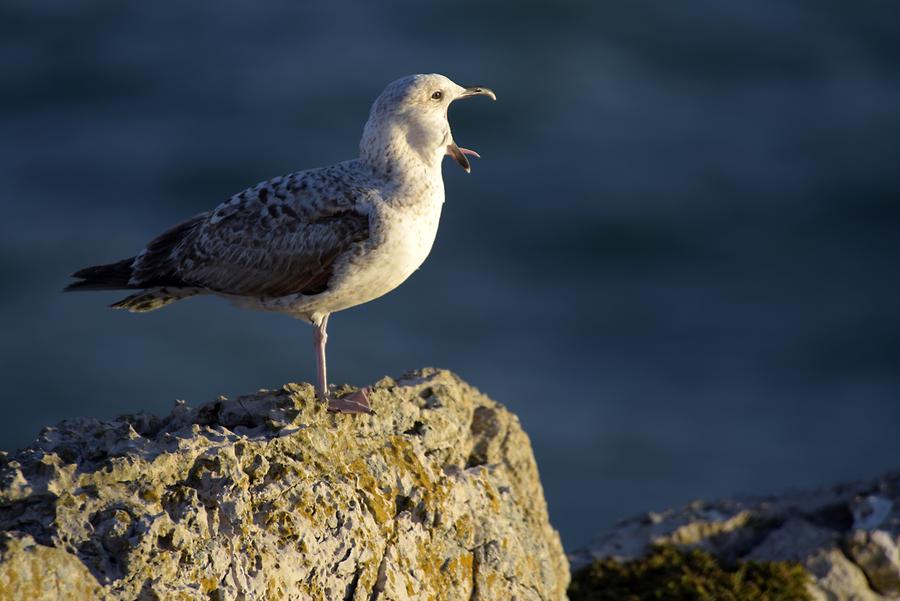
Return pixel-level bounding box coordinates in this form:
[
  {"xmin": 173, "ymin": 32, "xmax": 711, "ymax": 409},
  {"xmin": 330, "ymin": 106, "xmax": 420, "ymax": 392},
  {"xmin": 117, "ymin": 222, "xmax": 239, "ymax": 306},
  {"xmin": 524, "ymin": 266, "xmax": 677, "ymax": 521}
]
[
  {"xmin": 571, "ymin": 472, "xmax": 900, "ymax": 601},
  {"xmin": 846, "ymin": 529, "xmax": 900, "ymax": 597},
  {"xmin": 0, "ymin": 533, "xmax": 103, "ymax": 600},
  {"xmin": 0, "ymin": 368, "xmax": 568, "ymax": 601}
]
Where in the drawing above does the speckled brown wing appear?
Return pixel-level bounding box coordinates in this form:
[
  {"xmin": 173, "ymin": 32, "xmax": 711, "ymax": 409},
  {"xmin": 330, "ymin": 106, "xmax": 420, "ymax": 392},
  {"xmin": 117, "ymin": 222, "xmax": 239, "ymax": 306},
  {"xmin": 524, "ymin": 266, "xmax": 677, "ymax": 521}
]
[{"xmin": 135, "ymin": 180, "xmax": 371, "ymax": 299}]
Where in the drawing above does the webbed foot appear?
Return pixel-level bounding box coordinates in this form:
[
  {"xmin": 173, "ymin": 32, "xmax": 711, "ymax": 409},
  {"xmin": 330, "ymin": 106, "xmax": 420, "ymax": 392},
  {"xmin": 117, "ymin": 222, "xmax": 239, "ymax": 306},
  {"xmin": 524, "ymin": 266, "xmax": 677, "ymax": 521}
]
[{"xmin": 326, "ymin": 387, "xmax": 373, "ymax": 414}]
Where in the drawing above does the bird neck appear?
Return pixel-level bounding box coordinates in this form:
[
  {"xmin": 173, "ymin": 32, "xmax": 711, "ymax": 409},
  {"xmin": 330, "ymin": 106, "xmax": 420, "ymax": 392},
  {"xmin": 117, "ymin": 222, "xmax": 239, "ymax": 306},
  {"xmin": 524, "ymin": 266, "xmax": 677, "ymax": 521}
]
[{"xmin": 359, "ymin": 121, "xmax": 444, "ymax": 185}]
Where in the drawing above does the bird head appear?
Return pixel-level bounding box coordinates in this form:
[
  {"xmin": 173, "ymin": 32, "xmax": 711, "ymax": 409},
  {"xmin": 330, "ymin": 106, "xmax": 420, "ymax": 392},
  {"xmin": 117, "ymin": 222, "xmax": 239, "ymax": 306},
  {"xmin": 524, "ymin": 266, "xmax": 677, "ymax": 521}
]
[{"xmin": 360, "ymin": 74, "xmax": 496, "ymax": 175}]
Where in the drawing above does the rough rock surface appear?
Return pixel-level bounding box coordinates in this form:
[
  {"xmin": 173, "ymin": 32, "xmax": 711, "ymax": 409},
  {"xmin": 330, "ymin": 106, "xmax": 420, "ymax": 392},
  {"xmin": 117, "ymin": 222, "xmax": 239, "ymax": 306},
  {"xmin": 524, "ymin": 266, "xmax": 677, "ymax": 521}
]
[
  {"xmin": 0, "ymin": 368, "xmax": 568, "ymax": 601},
  {"xmin": 571, "ymin": 472, "xmax": 900, "ymax": 601}
]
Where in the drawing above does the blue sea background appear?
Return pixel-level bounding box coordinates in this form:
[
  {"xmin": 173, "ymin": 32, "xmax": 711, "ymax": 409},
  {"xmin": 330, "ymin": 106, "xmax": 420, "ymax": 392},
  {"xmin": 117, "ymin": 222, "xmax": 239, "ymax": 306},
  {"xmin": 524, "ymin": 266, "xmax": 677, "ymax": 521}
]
[{"xmin": 2, "ymin": 1, "xmax": 899, "ymax": 550}]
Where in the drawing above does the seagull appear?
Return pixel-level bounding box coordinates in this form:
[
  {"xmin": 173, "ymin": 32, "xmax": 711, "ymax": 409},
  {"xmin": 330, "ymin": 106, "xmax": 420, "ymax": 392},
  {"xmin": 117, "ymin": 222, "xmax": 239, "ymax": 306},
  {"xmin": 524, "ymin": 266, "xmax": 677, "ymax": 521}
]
[{"xmin": 65, "ymin": 74, "xmax": 496, "ymax": 414}]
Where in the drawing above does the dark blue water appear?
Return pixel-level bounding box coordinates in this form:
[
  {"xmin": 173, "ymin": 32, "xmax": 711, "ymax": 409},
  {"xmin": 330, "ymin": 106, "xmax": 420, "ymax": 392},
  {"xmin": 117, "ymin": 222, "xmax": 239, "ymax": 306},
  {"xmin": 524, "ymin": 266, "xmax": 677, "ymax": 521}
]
[{"xmin": 2, "ymin": 1, "xmax": 899, "ymax": 550}]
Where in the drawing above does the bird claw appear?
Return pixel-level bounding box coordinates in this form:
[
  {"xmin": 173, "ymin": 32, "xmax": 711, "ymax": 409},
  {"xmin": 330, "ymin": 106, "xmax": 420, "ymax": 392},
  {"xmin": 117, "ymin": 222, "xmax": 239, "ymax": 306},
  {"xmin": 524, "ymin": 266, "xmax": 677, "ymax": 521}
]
[{"xmin": 326, "ymin": 387, "xmax": 373, "ymax": 414}]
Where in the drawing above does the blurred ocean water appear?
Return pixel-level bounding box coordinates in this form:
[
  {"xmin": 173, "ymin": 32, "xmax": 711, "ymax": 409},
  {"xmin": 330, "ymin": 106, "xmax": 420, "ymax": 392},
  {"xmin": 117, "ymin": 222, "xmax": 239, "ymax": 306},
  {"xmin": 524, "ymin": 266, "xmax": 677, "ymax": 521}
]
[{"xmin": 1, "ymin": 0, "xmax": 899, "ymax": 549}]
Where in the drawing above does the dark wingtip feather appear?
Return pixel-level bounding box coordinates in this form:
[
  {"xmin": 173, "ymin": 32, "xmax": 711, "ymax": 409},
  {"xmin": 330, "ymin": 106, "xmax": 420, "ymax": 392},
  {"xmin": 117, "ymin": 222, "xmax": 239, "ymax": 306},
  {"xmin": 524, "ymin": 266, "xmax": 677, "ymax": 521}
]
[
  {"xmin": 64, "ymin": 257, "xmax": 137, "ymax": 292},
  {"xmin": 64, "ymin": 280, "xmax": 119, "ymax": 292},
  {"xmin": 63, "ymin": 281, "xmax": 85, "ymax": 292}
]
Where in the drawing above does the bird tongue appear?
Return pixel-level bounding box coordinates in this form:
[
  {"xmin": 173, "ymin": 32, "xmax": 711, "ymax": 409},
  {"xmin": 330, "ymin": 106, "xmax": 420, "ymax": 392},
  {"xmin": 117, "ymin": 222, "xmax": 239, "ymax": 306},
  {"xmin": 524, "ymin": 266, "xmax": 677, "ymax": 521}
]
[{"xmin": 447, "ymin": 142, "xmax": 480, "ymax": 173}]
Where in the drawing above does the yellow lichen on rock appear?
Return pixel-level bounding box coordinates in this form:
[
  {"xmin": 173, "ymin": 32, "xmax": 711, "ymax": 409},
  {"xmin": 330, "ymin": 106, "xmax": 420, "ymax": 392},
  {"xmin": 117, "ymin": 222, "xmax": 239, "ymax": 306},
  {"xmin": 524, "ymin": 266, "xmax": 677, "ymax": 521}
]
[
  {"xmin": 0, "ymin": 534, "xmax": 103, "ymax": 601},
  {"xmin": 0, "ymin": 368, "xmax": 568, "ymax": 601}
]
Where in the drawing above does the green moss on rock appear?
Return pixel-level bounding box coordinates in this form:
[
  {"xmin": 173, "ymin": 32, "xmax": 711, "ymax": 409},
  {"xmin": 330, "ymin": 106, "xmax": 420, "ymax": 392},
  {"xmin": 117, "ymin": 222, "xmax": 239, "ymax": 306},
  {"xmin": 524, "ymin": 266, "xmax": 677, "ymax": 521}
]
[{"xmin": 568, "ymin": 546, "xmax": 813, "ymax": 601}]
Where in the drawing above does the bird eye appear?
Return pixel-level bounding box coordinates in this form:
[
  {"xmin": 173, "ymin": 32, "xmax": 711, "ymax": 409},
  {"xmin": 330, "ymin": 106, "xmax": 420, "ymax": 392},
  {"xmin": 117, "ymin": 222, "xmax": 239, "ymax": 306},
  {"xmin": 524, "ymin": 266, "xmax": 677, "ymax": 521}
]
[{"xmin": 431, "ymin": 90, "xmax": 443, "ymax": 100}]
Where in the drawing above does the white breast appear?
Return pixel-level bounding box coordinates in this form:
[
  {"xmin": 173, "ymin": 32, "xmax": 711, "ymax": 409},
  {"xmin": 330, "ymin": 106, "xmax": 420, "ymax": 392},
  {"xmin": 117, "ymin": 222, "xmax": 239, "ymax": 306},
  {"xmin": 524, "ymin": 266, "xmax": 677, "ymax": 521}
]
[
  {"xmin": 264, "ymin": 185, "xmax": 445, "ymax": 319},
  {"xmin": 341, "ymin": 194, "xmax": 444, "ymax": 301},
  {"xmin": 376, "ymin": 199, "xmax": 443, "ymax": 281}
]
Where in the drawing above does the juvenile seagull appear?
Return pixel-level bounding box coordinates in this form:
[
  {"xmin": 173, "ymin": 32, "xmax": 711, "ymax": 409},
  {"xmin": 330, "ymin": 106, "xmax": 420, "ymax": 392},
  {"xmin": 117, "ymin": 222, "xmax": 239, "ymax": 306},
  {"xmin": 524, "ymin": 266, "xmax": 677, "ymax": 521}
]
[{"xmin": 66, "ymin": 74, "xmax": 495, "ymax": 413}]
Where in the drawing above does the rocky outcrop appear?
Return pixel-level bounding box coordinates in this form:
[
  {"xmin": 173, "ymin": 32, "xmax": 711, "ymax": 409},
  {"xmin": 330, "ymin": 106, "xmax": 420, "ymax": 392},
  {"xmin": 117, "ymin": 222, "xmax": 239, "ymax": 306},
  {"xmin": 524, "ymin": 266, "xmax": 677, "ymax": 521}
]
[
  {"xmin": 0, "ymin": 369, "xmax": 568, "ymax": 601},
  {"xmin": 571, "ymin": 472, "xmax": 900, "ymax": 601}
]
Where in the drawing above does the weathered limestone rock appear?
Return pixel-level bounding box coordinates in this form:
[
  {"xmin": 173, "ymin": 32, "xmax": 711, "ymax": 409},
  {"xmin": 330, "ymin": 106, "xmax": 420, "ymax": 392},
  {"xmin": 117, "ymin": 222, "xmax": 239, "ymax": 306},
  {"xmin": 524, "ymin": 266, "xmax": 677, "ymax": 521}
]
[
  {"xmin": 0, "ymin": 368, "xmax": 568, "ymax": 601},
  {"xmin": 571, "ymin": 472, "xmax": 900, "ymax": 601}
]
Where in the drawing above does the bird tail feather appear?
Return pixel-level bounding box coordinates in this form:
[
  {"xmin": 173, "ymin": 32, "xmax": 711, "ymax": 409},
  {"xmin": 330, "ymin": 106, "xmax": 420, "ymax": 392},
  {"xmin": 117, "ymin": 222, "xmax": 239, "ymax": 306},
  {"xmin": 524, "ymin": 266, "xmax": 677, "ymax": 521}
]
[
  {"xmin": 109, "ymin": 287, "xmax": 201, "ymax": 313},
  {"xmin": 64, "ymin": 258, "xmax": 137, "ymax": 291}
]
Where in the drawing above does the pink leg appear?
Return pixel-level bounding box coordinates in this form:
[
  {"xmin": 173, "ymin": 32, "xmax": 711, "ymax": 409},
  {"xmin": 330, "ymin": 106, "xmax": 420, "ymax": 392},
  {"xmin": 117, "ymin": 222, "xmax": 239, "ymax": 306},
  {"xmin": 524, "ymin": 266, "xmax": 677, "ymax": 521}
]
[
  {"xmin": 313, "ymin": 314, "xmax": 330, "ymax": 401},
  {"xmin": 312, "ymin": 314, "xmax": 372, "ymax": 414}
]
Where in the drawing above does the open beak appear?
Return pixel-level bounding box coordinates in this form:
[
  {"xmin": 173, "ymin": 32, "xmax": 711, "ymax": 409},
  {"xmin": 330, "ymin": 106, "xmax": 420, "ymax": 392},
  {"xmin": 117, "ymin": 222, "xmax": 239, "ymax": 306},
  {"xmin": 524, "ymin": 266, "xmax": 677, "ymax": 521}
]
[
  {"xmin": 447, "ymin": 143, "xmax": 480, "ymax": 173},
  {"xmin": 459, "ymin": 85, "xmax": 497, "ymax": 101},
  {"xmin": 447, "ymin": 85, "xmax": 496, "ymax": 173}
]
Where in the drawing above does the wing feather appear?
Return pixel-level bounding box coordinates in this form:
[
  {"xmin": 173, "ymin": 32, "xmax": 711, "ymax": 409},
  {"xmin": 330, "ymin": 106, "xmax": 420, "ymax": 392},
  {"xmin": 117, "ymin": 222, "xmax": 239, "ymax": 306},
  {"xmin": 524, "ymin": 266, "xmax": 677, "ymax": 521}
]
[{"xmin": 133, "ymin": 168, "xmax": 371, "ymax": 298}]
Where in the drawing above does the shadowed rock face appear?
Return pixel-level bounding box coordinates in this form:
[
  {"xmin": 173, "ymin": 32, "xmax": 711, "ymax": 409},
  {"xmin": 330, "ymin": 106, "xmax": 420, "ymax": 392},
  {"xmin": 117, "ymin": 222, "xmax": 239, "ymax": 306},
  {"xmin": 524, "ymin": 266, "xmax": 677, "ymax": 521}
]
[
  {"xmin": 0, "ymin": 369, "xmax": 569, "ymax": 601},
  {"xmin": 571, "ymin": 472, "xmax": 900, "ymax": 601}
]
